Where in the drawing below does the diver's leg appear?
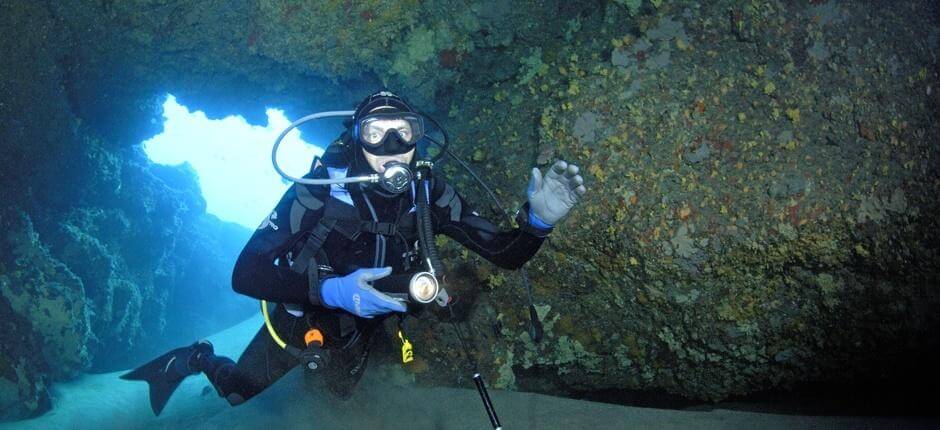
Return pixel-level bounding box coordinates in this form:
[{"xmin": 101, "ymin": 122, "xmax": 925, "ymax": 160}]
[
  {"xmin": 123, "ymin": 307, "xmax": 303, "ymax": 414},
  {"xmin": 202, "ymin": 306, "xmax": 303, "ymax": 405}
]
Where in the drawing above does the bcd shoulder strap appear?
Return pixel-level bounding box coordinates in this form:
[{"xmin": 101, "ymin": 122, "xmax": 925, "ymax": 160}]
[{"xmin": 290, "ymin": 218, "xmax": 336, "ymax": 275}]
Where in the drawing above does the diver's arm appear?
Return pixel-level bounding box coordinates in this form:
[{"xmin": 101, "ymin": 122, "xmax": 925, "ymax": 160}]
[
  {"xmin": 431, "ymin": 178, "xmax": 549, "ymax": 270},
  {"xmin": 231, "ymin": 182, "xmax": 324, "ymax": 305}
]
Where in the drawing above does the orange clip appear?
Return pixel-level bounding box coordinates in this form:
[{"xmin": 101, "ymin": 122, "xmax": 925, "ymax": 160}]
[{"xmin": 304, "ymin": 329, "xmax": 324, "ymax": 347}]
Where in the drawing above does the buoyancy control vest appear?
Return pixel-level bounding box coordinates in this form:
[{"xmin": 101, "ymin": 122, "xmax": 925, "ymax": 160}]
[{"xmin": 283, "ymin": 138, "xmax": 424, "ymax": 313}]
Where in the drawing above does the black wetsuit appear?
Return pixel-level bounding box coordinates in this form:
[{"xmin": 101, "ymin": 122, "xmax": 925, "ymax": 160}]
[{"xmin": 201, "ymin": 141, "xmax": 549, "ymax": 405}]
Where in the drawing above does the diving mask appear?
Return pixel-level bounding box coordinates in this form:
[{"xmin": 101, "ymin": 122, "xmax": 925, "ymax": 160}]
[
  {"xmin": 271, "ymin": 110, "xmax": 414, "ymax": 193},
  {"xmin": 356, "ymin": 112, "xmax": 425, "ymax": 155}
]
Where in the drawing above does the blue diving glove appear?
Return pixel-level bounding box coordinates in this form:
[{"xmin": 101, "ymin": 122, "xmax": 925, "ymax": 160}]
[
  {"xmin": 527, "ymin": 160, "xmax": 587, "ymax": 226},
  {"xmin": 320, "ymin": 267, "xmax": 407, "ymax": 318}
]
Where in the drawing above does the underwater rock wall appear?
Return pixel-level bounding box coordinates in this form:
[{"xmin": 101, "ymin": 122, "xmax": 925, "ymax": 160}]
[
  {"xmin": 1, "ymin": 0, "xmax": 938, "ymax": 421},
  {"xmin": 0, "ymin": 144, "xmax": 254, "ymax": 420},
  {"xmin": 413, "ymin": 0, "xmax": 940, "ymax": 403},
  {"xmin": 0, "ymin": 2, "xmax": 253, "ymax": 420}
]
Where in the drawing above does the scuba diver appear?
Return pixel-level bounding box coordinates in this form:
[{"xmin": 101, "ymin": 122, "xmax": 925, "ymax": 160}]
[{"xmin": 122, "ymin": 90, "xmax": 587, "ymax": 416}]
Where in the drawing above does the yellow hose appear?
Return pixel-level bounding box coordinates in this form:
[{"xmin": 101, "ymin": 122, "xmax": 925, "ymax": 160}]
[{"xmin": 260, "ymin": 300, "xmax": 287, "ymax": 349}]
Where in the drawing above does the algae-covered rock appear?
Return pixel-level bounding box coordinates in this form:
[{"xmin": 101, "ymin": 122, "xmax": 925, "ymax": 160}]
[
  {"xmin": 1, "ymin": 0, "xmax": 939, "ymax": 420},
  {"xmin": 0, "ymin": 211, "xmax": 89, "ymax": 420},
  {"xmin": 0, "ymin": 211, "xmax": 91, "ymax": 378},
  {"xmin": 413, "ymin": 1, "xmax": 940, "ymax": 403},
  {"xmin": 0, "ymin": 144, "xmax": 254, "ymax": 418}
]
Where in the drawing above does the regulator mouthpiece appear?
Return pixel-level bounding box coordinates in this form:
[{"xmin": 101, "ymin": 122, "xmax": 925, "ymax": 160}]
[
  {"xmin": 409, "ymin": 272, "xmax": 440, "ymax": 304},
  {"xmin": 380, "ymin": 161, "xmax": 412, "ymax": 194}
]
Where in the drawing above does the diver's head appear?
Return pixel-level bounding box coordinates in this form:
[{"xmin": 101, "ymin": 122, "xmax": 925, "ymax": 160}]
[{"xmin": 350, "ymin": 90, "xmax": 425, "ymax": 173}]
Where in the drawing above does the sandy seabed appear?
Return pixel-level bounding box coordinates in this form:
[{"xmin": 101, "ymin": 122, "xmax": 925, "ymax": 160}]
[{"xmin": 3, "ymin": 316, "xmax": 935, "ymax": 430}]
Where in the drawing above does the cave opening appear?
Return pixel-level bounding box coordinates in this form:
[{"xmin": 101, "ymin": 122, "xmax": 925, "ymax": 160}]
[{"xmin": 140, "ymin": 94, "xmax": 342, "ymax": 228}]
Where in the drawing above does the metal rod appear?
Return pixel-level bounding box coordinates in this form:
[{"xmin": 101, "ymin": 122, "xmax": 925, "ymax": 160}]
[{"xmin": 473, "ymin": 373, "xmax": 502, "ymax": 429}]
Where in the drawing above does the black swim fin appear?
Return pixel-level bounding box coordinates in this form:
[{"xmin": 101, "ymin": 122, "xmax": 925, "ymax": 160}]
[{"xmin": 120, "ymin": 340, "xmax": 213, "ymax": 416}]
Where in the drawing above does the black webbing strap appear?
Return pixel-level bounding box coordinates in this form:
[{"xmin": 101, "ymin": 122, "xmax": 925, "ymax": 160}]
[
  {"xmin": 360, "ymin": 221, "xmax": 405, "ymax": 237},
  {"xmin": 291, "ymin": 219, "xmax": 337, "ymax": 275}
]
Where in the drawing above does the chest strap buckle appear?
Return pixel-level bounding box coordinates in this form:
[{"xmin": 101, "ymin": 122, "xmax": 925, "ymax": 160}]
[{"xmin": 361, "ymin": 222, "xmax": 398, "ymax": 236}]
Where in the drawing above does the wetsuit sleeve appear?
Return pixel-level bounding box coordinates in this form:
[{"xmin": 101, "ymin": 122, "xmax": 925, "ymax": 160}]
[
  {"xmin": 430, "ymin": 178, "xmax": 549, "ymax": 270},
  {"xmin": 231, "ymin": 181, "xmax": 326, "ymax": 305}
]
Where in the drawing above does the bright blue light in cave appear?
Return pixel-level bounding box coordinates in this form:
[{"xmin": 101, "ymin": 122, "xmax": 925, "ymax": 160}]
[{"xmin": 142, "ymin": 95, "xmax": 332, "ymax": 229}]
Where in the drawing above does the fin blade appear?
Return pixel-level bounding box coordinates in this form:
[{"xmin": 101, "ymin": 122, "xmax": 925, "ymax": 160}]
[
  {"xmin": 119, "ymin": 348, "xmax": 190, "ymax": 416},
  {"xmin": 120, "ymin": 349, "xmax": 179, "ymax": 381},
  {"xmin": 148, "ymin": 377, "xmax": 184, "ymax": 416}
]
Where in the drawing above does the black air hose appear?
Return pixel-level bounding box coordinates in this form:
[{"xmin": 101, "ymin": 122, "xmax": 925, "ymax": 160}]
[{"xmin": 415, "ymin": 167, "xmax": 444, "ymax": 277}]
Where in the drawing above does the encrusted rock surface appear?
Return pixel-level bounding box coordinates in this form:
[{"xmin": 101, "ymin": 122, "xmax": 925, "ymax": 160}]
[
  {"xmin": 419, "ymin": 1, "xmax": 940, "ymax": 404},
  {"xmin": 1, "ymin": 0, "xmax": 938, "ymax": 420}
]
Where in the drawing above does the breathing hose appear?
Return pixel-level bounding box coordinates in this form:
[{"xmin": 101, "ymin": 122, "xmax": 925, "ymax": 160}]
[
  {"xmin": 415, "ymin": 164, "xmax": 445, "ymax": 278},
  {"xmin": 270, "ymin": 110, "xmax": 380, "ymax": 186},
  {"xmin": 420, "ymin": 112, "xmax": 450, "ymax": 164},
  {"xmin": 261, "ymin": 300, "xmax": 298, "ymax": 354}
]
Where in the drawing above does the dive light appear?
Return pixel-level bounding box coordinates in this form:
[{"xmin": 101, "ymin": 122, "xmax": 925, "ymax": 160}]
[{"xmin": 408, "ymin": 271, "xmax": 439, "ymax": 304}]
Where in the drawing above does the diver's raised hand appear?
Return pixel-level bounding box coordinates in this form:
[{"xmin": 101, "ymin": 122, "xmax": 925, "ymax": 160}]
[
  {"xmin": 320, "ymin": 267, "xmax": 407, "ymax": 318},
  {"xmin": 527, "ymin": 160, "xmax": 587, "ymax": 227}
]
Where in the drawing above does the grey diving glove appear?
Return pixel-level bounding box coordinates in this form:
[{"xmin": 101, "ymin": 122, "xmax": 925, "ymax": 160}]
[
  {"xmin": 320, "ymin": 267, "xmax": 407, "ymax": 318},
  {"xmin": 526, "ymin": 160, "xmax": 587, "ymax": 227}
]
